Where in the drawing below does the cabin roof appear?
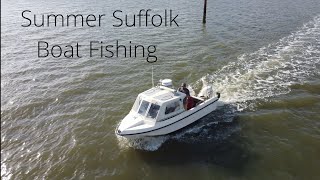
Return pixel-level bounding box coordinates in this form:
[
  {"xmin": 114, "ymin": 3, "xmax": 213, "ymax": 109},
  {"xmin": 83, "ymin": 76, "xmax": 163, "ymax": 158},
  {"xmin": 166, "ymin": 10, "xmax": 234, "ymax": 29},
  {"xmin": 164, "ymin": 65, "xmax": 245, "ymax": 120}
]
[{"xmin": 140, "ymin": 86, "xmax": 184, "ymax": 103}]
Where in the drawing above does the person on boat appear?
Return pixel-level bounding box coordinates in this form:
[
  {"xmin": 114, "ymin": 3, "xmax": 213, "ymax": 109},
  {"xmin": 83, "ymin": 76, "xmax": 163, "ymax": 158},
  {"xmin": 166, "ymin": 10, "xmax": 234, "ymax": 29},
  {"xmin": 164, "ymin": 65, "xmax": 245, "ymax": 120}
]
[
  {"xmin": 178, "ymin": 83, "xmax": 190, "ymax": 96},
  {"xmin": 178, "ymin": 83, "xmax": 194, "ymax": 110}
]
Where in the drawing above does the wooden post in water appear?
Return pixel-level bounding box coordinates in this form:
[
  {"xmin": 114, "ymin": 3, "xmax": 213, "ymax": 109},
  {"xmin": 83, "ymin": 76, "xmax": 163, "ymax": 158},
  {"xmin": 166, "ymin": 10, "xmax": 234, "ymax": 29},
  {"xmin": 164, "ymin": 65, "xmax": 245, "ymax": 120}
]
[{"xmin": 203, "ymin": 0, "xmax": 207, "ymax": 24}]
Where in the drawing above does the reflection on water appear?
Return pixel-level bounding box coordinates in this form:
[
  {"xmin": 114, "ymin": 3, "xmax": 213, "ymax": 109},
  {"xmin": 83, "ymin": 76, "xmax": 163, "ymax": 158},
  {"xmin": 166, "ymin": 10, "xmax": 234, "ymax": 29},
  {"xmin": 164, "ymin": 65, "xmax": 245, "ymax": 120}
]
[{"xmin": 137, "ymin": 106, "xmax": 250, "ymax": 172}]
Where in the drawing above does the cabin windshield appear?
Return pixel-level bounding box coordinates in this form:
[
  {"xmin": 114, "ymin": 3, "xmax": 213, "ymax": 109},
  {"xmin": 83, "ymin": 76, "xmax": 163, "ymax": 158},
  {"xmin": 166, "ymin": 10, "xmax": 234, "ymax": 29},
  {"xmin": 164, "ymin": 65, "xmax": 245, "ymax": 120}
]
[
  {"xmin": 132, "ymin": 96, "xmax": 141, "ymax": 112},
  {"xmin": 146, "ymin": 103, "xmax": 160, "ymax": 119},
  {"xmin": 136, "ymin": 99, "xmax": 160, "ymax": 119},
  {"xmin": 138, "ymin": 100, "xmax": 149, "ymax": 116}
]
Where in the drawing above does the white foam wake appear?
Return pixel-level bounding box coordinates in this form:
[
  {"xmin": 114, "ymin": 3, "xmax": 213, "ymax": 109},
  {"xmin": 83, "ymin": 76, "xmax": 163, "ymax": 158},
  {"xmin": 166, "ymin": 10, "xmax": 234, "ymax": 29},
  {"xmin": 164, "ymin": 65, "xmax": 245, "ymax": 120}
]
[
  {"xmin": 116, "ymin": 134, "xmax": 169, "ymax": 151},
  {"xmin": 199, "ymin": 15, "xmax": 320, "ymax": 110}
]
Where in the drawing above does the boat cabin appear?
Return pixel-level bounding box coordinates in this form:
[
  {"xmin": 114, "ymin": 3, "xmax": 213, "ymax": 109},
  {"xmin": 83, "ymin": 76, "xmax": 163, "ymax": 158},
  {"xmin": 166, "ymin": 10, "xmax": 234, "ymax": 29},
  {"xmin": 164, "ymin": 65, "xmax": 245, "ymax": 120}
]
[
  {"xmin": 130, "ymin": 86, "xmax": 204, "ymax": 122},
  {"xmin": 130, "ymin": 86, "xmax": 187, "ymax": 122}
]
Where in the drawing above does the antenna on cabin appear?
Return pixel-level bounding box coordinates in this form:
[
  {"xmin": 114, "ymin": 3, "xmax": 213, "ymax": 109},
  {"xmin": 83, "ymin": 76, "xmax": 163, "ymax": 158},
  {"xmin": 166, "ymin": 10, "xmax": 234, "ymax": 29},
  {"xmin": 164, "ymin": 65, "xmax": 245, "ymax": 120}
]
[{"xmin": 152, "ymin": 65, "xmax": 154, "ymax": 87}]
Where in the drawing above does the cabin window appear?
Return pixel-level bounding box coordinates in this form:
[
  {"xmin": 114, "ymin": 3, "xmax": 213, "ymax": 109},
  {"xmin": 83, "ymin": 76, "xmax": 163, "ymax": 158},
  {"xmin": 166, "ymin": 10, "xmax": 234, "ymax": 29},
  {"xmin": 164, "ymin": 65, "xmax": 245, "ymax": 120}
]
[
  {"xmin": 138, "ymin": 100, "xmax": 149, "ymax": 116},
  {"xmin": 165, "ymin": 101, "xmax": 180, "ymax": 115},
  {"xmin": 147, "ymin": 103, "xmax": 160, "ymax": 119},
  {"xmin": 132, "ymin": 97, "xmax": 141, "ymax": 112}
]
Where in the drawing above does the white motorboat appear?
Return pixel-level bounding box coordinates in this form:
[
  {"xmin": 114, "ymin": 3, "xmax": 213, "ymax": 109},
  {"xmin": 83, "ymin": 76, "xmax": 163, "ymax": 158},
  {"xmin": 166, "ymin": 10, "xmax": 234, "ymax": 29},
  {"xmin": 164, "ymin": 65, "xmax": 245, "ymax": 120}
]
[{"xmin": 116, "ymin": 79, "xmax": 220, "ymax": 138}]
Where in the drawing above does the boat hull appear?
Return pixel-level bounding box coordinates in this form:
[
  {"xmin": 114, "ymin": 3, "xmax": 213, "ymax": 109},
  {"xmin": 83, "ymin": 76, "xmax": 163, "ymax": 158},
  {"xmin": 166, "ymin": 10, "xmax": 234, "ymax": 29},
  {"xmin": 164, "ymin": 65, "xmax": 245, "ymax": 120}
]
[{"xmin": 116, "ymin": 97, "xmax": 219, "ymax": 138}]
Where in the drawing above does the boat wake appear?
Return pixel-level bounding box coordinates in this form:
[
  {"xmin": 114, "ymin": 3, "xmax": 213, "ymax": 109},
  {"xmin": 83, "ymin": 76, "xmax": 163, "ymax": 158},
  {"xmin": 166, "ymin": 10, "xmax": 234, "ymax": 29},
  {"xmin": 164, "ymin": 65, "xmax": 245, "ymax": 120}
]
[
  {"xmin": 202, "ymin": 15, "xmax": 320, "ymax": 110},
  {"xmin": 117, "ymin": 15, "xmax": 320, "ymax": 151}
]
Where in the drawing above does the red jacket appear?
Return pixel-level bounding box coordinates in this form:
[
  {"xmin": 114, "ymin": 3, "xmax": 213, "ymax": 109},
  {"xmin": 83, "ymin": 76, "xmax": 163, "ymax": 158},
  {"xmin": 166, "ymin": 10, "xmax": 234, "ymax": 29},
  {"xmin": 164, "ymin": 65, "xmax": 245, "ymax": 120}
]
[{"xmin": 186, "ymin": 96, "xmax": 194, "ymax": 110}]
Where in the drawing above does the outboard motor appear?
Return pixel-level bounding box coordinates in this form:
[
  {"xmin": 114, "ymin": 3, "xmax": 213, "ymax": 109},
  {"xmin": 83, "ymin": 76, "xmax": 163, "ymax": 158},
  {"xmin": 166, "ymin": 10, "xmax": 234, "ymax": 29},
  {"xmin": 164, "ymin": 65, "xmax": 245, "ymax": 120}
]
[{"xmin": 198, "ymin": 85, "xmax": 213, "ymax": 99}]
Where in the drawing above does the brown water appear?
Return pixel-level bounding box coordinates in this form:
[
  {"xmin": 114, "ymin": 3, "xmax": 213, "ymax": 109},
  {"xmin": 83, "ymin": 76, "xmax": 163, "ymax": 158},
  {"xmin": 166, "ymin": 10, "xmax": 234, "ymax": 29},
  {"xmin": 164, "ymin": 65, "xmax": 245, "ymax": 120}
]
[{"xmin": 1, "ymin": 0, "xmax": 320, "ymax": 179}]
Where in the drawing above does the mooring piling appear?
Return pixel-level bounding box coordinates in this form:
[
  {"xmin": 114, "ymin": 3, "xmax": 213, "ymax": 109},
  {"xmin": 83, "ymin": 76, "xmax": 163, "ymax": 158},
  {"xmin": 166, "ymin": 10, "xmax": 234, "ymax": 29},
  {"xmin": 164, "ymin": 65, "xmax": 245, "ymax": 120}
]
[{"xmin": 203, "ymin": 0, "xmax": 207, "ymax": 24}]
